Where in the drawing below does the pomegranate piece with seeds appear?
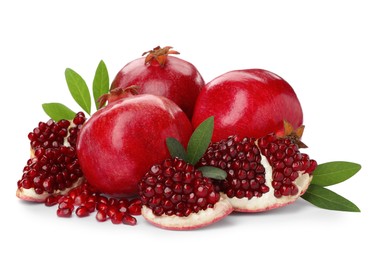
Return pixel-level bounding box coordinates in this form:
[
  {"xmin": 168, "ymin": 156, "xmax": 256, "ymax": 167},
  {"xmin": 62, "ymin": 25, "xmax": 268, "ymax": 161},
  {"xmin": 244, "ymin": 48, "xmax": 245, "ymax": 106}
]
[
  {"xmin": 105, "ymin": 46, "xmax": 205, "ymax": 119},
  {"xmin": 16, "ymin": 112, "xmax": 87, "ymax": 202},
  {"xmin": 139, "ymin": 157, "xmax": 233, "ymax": 230},
  {"xmin": 198, "ymin": 123, "xmax": 317, "ymax": 212}
]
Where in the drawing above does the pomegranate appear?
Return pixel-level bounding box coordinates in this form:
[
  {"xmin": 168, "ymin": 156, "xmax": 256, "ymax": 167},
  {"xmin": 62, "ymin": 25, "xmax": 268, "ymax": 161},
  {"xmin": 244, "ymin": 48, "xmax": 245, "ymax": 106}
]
[
  {"xmin": 16, "ymin": 112, "xmax": 87, "ymax": 202},
  {"xmin": 198, "ymin": 124, "xmax": 317, "ymax": 212},
  {"xmin": 139, "ymin": 157, "xmax": 233, "ymax": 230},
  {"xmin": 106, "ymin": 46, "xmax": 205, "ymax": 118},
  {"xmin": 76, "ymin": 92, "xmax": 193, "ymax": 196},
  {"xmin": 192, "ymin": 69, "xmax": 303, "ymax": 142}
]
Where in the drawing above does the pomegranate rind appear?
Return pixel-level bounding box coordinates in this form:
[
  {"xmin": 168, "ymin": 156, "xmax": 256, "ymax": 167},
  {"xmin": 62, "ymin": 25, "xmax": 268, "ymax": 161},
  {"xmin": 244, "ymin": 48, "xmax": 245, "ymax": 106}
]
[
  {"xmin": 16, "ymin": 177, "xmax": 85, "ymax": 203},
  {"xmin": 141, "ymin": 197, "xmax": 233, "ymax": 230},
  {"xmin": 225, "ymin": 154, "xmax": 312, "ymax": 212}
]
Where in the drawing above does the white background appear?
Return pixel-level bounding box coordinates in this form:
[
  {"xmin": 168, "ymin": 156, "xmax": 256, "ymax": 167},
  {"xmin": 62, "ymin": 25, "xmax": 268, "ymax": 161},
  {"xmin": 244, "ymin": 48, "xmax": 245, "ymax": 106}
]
[{"xmin": 1, "ymin": 0, "xmax": 374, "ymax": 259}]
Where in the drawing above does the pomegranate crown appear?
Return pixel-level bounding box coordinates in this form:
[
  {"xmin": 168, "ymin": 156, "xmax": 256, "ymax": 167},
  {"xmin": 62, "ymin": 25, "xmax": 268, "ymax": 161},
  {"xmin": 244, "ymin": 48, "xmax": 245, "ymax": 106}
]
[
  {"xmin": 97, "ymin": 85, "xmax": 139, "ymax": 109},
  {"xmin": 278, "ymin": 120, "xmax": 308, "ymax": 148},
  {"xmin": 142, "ymin": 46, "xmax": 180, "ymax": 67}
]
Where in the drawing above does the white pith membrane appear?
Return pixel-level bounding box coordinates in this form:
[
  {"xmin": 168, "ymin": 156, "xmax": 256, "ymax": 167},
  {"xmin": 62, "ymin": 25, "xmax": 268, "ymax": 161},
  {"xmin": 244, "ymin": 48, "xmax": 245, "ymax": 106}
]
[
  {"xmin": 141, "ymin": 196, "xmax": 233, "ymax": 230},
  {"xmin": 223, "ymin": 149, "xmax": 313, "ymax": 212},
  {"xmin": 16, "ymin": 121, "xmax": 85, "ymax": 202},
  {"xmin": 16, "ymin": 177, "xmax": 84, "ymax": 202}
]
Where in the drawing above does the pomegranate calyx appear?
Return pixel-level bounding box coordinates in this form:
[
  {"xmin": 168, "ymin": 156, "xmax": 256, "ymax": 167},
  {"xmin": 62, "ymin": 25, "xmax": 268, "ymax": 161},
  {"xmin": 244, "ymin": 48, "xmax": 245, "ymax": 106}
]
[
  {"xmin": 98, "ymin": 85, "xmax": 140, "ymax": 108},
  {"xmin": 142, "ymin": 46, "xmax": 180, "ymax": 67},
  {"xmin": 278, "ymin": 120, "xmax": 308, "ymax": 148}
]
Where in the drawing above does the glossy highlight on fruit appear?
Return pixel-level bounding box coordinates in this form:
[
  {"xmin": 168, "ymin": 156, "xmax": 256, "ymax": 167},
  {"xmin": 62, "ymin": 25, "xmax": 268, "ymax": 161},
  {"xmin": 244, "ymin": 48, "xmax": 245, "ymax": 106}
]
[
  {"xmin": 192, "ymin": 69, "xmax": 303, "ymax": 142},
  {"xmin": 76, "ymin": 94, "xmax": 193, "ymax": 197}
]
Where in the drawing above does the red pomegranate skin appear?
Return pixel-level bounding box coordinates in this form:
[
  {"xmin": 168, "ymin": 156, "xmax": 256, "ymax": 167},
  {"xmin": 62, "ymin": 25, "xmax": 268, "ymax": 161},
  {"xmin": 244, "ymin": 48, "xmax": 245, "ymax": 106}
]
[
  {"xmin": 111, "ymin": 56, "xmax": 205, "ymax": 119},
  {"xmin": 192, "ymin": 69, "xmax": 303, "ymax": 142},
  {"xmin": 76, "ymin": 94, "xmax": 193, "ymax": 196}
]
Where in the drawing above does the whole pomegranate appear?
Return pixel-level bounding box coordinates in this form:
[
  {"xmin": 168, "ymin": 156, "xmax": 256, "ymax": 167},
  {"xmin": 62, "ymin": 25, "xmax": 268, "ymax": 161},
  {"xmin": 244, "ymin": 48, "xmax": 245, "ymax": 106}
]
[
  {"xmin": 192, "ymin": 69, "xmax": 303, "ymax": 142},
  {"xmin": 106, "ymin": 46, "xmax": 205, "ymax": 119},
  {"xmin": 76, "ymin": 92, "xmax": 193, "ymax": 197}
]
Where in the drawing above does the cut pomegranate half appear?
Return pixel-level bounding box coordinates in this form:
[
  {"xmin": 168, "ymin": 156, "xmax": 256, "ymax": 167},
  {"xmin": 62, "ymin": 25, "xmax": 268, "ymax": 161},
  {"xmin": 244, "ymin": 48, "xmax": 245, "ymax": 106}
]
[
  {"xmin": 139, "ymin": 158, "xmax": 233, "ymax": 230},
  {"xmin": 16, "ymin": 112, "xmax": 87, "ymax": 202},
  {"xmin": 198, "ymin": 128, "xmax": 317, "ymax": 212}
]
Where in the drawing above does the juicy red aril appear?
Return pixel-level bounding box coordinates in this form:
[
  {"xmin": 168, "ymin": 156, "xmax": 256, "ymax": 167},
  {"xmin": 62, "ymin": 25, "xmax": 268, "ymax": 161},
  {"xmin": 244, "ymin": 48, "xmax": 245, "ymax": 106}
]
[
  {"xmin": 198, "ymin": 135, "xmax": 269, "ymax": 199},
  {"xmin": 139, "ymin": 158, "xmax": 220, "ymax": 217},
  {"xmin": 76, "ymin": 206, "xmax": 90, "ymax": 217},
  {"xmin": 128, "ymin": 198, "xmax": 142, "ymax": 215},
  {"xmin": 122, "ymin": 213, "xmax": 137, "ymax": 225},
  {"xmin": 111, "ymin": 212, "xmax": 124, "ymax": 224},
  {"xmin": 57, "ymin": 208, "xmax": 72, "ymax": 217},
  {"xmin": 96, "ymin": 210, "xmax": 107, "ymax": 222}
]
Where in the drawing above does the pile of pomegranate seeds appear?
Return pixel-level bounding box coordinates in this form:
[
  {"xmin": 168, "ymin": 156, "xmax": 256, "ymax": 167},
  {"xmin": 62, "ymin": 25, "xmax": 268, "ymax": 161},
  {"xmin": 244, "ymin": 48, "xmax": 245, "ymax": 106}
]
[{"xmin": 45, "ymin": 181, "xmax": 141, "ymax": 225}]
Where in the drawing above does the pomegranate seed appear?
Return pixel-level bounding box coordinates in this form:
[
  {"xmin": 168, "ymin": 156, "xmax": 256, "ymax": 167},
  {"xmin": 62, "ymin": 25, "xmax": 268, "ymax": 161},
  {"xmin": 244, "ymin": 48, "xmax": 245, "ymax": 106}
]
[
  {"xmin": 128, "ymin": 198, "xmax": 142, "ymax": 215},
  {"xmin": 57, "ymin": 208, "xmax": 72, "ymax": 217},
  {"xmin": 45, "ymin": 195, "xmax": 60, "ymax": 206},
  {"xmin": 122, "ymin": 214, "xmax": 137, "ymax": 225},
  {"xmin": 107, "ymin": 206, "xmax": 118, "ymax": 218},
  {"xmin": 111, "ymin": 212, "xmax": 123, "ymax": 224},
  {"xmin": 75, "ymin": 206, "xmax": 90, "ymax": 217},
  {"xmin": 96, "ymin": 210, "xmax": 107, "ymax": 222}
]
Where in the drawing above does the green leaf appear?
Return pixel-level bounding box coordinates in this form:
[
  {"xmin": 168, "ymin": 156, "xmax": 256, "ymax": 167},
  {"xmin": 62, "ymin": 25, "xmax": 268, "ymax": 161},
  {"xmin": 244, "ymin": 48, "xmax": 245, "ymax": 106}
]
[
  {"xmin": 186, "ymin": 116, "xmax": 214, "ymax": 165},
  {"xmin": 197, "ymin": 166, "xmax": 227, "ymax": 180},
  {"xmin": 65, "ymin": 68, "xmax": 91, "ymax": 115},
  {"xmin": 301, "ymin": 184, "xmax": 360, "ymax": 212},
  {"xmin": 42, "ymin": 103, "xmax": 76, "ymax": 121},
  {"xmin": 311, "ymin": 161, "xmax": 361, "ymax": 186},
  {"xmin": 166, "ymin": 137, "xmax": 188, "ymax": 161},
  {"xmin": 93, "ymin": 60, "xmax": 109, "ymax": 110}
]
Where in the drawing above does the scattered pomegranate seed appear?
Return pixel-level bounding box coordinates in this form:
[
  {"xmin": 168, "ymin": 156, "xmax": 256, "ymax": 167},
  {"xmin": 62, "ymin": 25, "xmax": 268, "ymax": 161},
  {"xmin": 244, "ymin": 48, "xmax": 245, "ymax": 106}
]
[
  {"xmin": 75, "ymin": 206, "xmax": 90, "ymax": 217},
  {"xmin": 122, "ymin": 213, "xmax": 137, "ymax": 225},
  {"xmin": 128, "ymin": 198, "xmax": 142, "ymax": 215},
  {"xmin": 111, "ymin": 212, "xmax": 123, "ymax": 224},
  {"xmin": 57, "ymin": 208, "xmax": 72, "ymax": 217},
  {"xmin": 96, "ymin": 210, "xmax": 107, "ymax": 222},
  {"xmin": 51, "ymin": 180, "xmax": 138, "ymax": 225}
]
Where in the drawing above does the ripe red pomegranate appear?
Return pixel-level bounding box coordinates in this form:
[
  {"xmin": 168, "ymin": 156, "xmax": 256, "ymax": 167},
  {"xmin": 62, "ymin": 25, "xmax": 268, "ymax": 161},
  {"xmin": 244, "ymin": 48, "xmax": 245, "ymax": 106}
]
[
  {"xmin": 198, "ymin": 125, "xmax": 317, "ymax": 212},
  {"xmin": 16, "ymin": 112, "xmax": 87, "ymax": 202},
  {"xmin": 192, "ymin": 69, "xmax": 303, "ymax": 142},
  {"xmin": 139, "ymin": 157, "xmax": 233, "ymax": 230},
  {"xmin": 76, "ymin": 92, "xmax": 193, "ymax": 197},
  {"xmin": 106, "ymin": 46, "xmax": 205, "ymax": 119}
]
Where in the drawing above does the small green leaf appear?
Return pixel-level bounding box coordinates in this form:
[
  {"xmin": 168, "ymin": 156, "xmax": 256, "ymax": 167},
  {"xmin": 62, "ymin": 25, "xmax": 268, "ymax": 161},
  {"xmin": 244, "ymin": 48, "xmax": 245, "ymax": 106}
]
[
  {"xmin": 301, "ymin": 184, "xmax": 360, "ymax": 212},
  {"xmin": 311, "ymin": 161, "xmax": 361, "ymax": 186},
  {"xmin": 65, "ymin": 68, "xmax": 91, "ymax": 115},
  {"xmin": 93, "ymin": 60, "xmax": 109, "ymax": 110},
  {"xmin": 197, "ymin": 166, "xmax": 227, "ymax": 180},
  {"xmin": 42, "ymin": 103, "xmax": 76, "ymax": 121},
  {"xmin": 166, "ymin": 137, "xmax": 188, "ymax": 161},
  {"xmin": 187, "ymin": 116, "xmax": 214, "ymax": 165}
]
